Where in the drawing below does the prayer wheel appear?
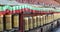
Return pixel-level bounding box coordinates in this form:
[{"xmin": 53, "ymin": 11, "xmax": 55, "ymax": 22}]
[
  {"xmin": 13, "ymin": 14, "xmax": 19, "ymax": 30},
  {"xmin": 47, "ymin": 14, "xmax": 52, "ymax": 23},
  {"xmin": 0, "ymin": 15, "xmax": 4, "ymax": 31},
  {"xmin": 54, "ymin": 14, "xmax": 58, "ymax": 20},
  {"xmin": 33, "ymin": 16, "xmax": 37, "ymax": 28},
  {"xmin": 43, "ymin": 15, "xmax": 46, "ymax": 25},
  {"xmin": 24, "ymin": 17, "xmax": 29, "ymax": 31},
  {"xmin": 5, "ymin": 14, "xmax": 12, "ymax": 30},
  {"xmin": 40, "ymin": 16, "xmax": 44, "ymax": 26},
  {"xmin": 28, "ymin": 16, "xmax": 33, "ymax": 29},
  {"xmin": 45, "ymin": 15, "xmax": 48, "ymax": 24},
  {"xmin": 36, "ymin": 15, "xmax": 41, "ymax": 27}
]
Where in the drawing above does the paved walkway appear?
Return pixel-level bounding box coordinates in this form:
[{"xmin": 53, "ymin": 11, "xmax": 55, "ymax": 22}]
[
  {"xmin": 53, "ymin": 27, "xmax": 60, "ymax": 32},
  {"xmin": 55, "ymin": 28, "xmax": 60, "ymax": 32}
]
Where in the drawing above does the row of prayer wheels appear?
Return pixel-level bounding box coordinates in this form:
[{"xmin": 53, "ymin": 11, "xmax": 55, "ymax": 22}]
[
  {"xmin": 0, "ymin": 14, "xmax": 19, "ymax": 32},
  {"xmin": 23, "ymin": 13, "xmax": 60, "ymax": 32},
  {"xmin": 0, "ymin": 13, "xmax": 60, "ymax": 32},
  {"xmin": 23, "ymin": 14, "xmax": 53, "ymax": 31}
]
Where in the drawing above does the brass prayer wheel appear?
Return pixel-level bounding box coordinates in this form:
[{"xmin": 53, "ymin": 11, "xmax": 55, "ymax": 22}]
[
  {"xmin": 36, "ymin": 15, "xmax": 41, "ymax": 27},
  {"xmin": 28, "ymin": 16, "xmax": 33, "ymax": 29},
  {"xmin": 0, "ymin": 15, "xmax": 4, "ymax": 31},
  {"xmin": 40, "ymin": 16, "xmax": 44, "ymax": 26},
  {"xmin": 24, "ymin": 17, "xmax": 29, "ymax": 31},
  {"xmin": 42, "ymin": 15, "xmax": 46, "ymax": 25},
  {"xmin": 5, "ymin": 14, "xmax": 12, "ymax": 30},
  {"xmin": 13, "ymin": 14, "xmax": 19, "ymax": 29},
  {"xmin": 33, "ymin": 16, "xmax": 37, "ymax": 28}
]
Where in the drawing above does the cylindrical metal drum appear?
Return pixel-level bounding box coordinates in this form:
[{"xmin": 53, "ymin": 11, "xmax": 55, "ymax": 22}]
[
  {"xmin": 13, "ymin": 14, "xmax": 19, "ymax": 30},
  {"xmin": 51, "ymin": 14, "xmax": 54, "ymax": 21},
  {"xmin": 45, "ymin": 15, "xmax": 48, "ymax": 24},
  {"xmin": 33, "ymin": 16, "xmax": 37, "ymax": 28},
  {"xmin": 0, "ymin": 15, "xmax": 4, "ymax": 31},
  {"xmin": 58, "ymin": 14, "xmax": 60, "ymax": 18},
  {"xmin": 43, "ymin": 15, "xmax": 46, "ymax": 25},
  {"xmin": 47, "ymin": 15, "xmax": 49, "ymax": 23},
  {"xmin": 54, "ymin": 14, "xmax": 58, "ymax": 20},
  {"xmin": 49, "ymin": 14, "xmax": 53, "ymax": 22},
  {"xmin": 40, "ymin": 16, "xmax": 44, "ymax": 26},
  {"xmin": 47, "ymin": 14, "xmax": 52, "ymax": 23},
  {"xmin": 24, "ymin": 17, "xmax": 29, "ymax": 31},
  {"xmin": 36, "ymin": 15, "xmax": 40, "ymax": 27},
  {"xmin": 56, "ymin": 14, "xmax": 60, "ymax": 19},
  {"xmin": 28, "ymin": 16, "xmax": 33, "ymax": 29},
  {"xmin": 51, "ymin": 14, "xmax": 53, "ymax": 22},
  {"xmin": 5, "ymin": 15, "xmax": 12, "ymax": 30}
]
